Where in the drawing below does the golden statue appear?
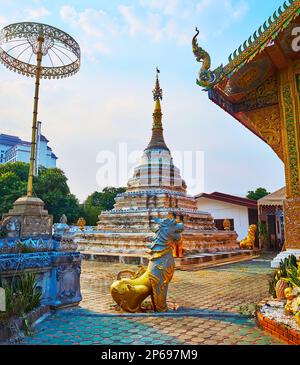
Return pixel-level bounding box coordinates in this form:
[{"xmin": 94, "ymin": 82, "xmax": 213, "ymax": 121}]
[
  {"xmin": 76, "ymin": 217, "xmax": 86, "ymax": 231},
  {"xmin": 223, "ymin": 219, "xmax": 231, "ymax": 231},
  {"xmin": 284, "ymin": 287, "xmax": 297, "ymax": 315},
  {"xmin": 110, "ymin": 218, "xmax": 184, "ymax": 313},
  {"xmin": 240, "ymin": 224, "xmax": 257, "ymax": 250}
]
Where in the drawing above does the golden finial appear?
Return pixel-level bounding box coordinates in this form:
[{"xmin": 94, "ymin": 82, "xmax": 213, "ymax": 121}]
[{"xmin": 145, "ymin": 68, "xmax": 169, "ymax": 152}]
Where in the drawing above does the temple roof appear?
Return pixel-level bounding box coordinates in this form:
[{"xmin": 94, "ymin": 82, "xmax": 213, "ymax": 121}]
[
  {"xmin": 193, "ymin": 0, "xmax": 300, "ymax": 90},
  {"xmin": 258, "ymin": 187, "xmax": 286, "ymax": 207},
  {"xmin": 195, "ymin": 191, "xmax": 258, "ymax": 209},
  {"xmin": 192, "ymin": 0, "xmax": 300, "ymax": 160},
  {"xmin": 145, "ymin": 69, "xmax": 170, "ymax": 153},
  {"xmin": 224, "ymin": 0, "xmax": 300, "ymax": 79}
]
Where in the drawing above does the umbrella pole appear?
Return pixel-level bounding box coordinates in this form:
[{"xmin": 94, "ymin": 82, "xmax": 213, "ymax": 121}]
[{"xmin": 27, "ymin": 35, "xmax": 44, "ymax": 197}]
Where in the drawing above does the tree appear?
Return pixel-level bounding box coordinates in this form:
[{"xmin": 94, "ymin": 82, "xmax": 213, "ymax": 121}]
[
  {"xmin": 246, "ymin": 187, "xmax": 270, "ymax": 201},
  {"xmin": 0, "ymin": 162, "xmax": 28, "ymax": 215},
  {"xmin": 82, "ymin": 187, "xmax": 126, "ymax": 225},
  {"xmin": 0, "ymin": 162, "xmax": 82, "ymax": 223},
  {"xmin": 34, "ymin": 167, "xmax": 82, "ymax": 223}
]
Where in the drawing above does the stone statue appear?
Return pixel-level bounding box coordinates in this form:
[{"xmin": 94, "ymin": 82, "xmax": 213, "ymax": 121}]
[
  {"xmin": 240, "ymin": 224, "xmax": 257, "ymax": 250},
  {"xmin": 1, "ymin": 217, "xmax": 21, "ymax": 238},
  {"xmin": 53, "ymin": 214, "xmax": 70, "ymax": 238},
  {"xmin": 110, "ymin": 218, "xmax": 184, "ymax": 313},
  {"xmin": 60, "ymin": 214, "xmax": 68, "ymax": 224}
]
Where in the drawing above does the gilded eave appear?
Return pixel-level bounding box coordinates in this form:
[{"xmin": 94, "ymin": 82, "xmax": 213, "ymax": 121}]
[{"xmin": 224, "ymin": 0, "xmax": 300, "ymax": 80}]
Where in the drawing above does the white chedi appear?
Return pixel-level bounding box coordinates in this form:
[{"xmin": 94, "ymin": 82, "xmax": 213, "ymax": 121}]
[{"xmin": 127, "ymin": 149, "xmax": 185, "ymax": 190}]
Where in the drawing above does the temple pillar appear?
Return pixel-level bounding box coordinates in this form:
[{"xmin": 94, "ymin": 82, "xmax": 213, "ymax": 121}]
[{"xmin": 272, "ymin": 62, "xmax": 300, "ymax": 266}]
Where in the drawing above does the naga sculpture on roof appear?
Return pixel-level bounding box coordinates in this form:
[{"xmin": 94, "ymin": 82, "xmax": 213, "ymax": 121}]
[{"xmin": 192, "ymin": 27, "xmax": 225, "ymax": 89}]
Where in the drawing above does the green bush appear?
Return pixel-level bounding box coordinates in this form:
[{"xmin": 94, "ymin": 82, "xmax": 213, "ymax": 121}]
[
  {"xmin": 268, "ymin": 255, "xmax": 298, "ymax": 297},
  {"xmin": 238, "ymin": 303, "xmax": 259, "ymax": 318},
  {"xmin": 0, "ymin": 273, "xmax": 42, "ymax": 321},
  {"xmin": 15, "ymin": 242, "xmax": 35, "ymax": 254},
  {"xmin": 0, "ymin": 228, "xmax": 7, "ymax": 239}
]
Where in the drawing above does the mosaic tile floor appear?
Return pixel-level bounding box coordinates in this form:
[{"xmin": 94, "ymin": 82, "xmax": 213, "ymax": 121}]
[{"xmin": 21, "ymin": 258, "xmax": 285, "ymax": 345}]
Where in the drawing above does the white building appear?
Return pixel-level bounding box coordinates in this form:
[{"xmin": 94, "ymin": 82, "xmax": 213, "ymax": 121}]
[
  {"xmin": 0, "ymin": 133, "xmax": 57, "ymax": 169},
  {"xmin": 195, "ymin": 192, "xmax": 258, "ymax": 240}
]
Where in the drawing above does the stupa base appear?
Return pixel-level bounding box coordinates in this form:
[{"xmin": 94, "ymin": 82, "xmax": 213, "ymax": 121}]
[{"xmin": 80, "ymin": 249, "xmax": 254, "ymax": 268}]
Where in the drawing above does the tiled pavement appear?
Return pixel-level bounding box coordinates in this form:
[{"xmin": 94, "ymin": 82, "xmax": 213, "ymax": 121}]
[{"xmin": 21, "ymin": 258, "xmax": 285, "ymax": 345}]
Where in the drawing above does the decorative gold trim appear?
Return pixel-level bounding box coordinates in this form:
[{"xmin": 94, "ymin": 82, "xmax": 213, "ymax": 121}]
[{"xmin": 225, "ymin": 1, "xmax": 300, "ymax": 76}]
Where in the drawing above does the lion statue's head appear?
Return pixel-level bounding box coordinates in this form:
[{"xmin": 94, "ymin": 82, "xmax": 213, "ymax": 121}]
[{"xmin": 149, "ymin": 218, "xmax": 184, "ymax": 249}]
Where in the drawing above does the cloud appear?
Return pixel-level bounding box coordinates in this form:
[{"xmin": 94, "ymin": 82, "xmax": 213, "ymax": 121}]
[
  {"xmin": 196, "ymin": 0, "xmax": 213, "ymax": 12},
  {"xmin": 118, "ymin": 4, "xmax": 192, "ymax": 45},
  {"xmin": 0, "ymin": 15, "xmax": 8, "ymax": 27},
  {"xmin": 60, "ymin": 6, "xmax": 120, "ymax": 58},
  {"xmin": 118, "ymin": 5, "xmax": 163, "ymax": 42},
  {"xmin": 228, "ymin": 1, "xmax": 249, "ymax": 19},
  {"xmin": 139, "ymin": 0, "xmax": 180, "ymax": 15},
  {"xmin": 24, "ymin": 7, "xmax": 51, "ymax": 20}
]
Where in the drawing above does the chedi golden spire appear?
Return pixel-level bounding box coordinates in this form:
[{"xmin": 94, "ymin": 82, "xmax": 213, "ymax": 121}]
[{"xmin": 145, "ymin": 68, "xmax": 170, "ymax": 152}]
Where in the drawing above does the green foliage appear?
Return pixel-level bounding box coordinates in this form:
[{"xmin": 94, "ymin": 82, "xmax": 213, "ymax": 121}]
[
  {"xmin": 0, "ymin": 162, "xmax": 28, "ymax": 214},
  {"xmin": 0, "ymin": 163, "xmax": 127, "ymax": 226},
  {"xmin": 238, "ymin": 303, "xmax": 259, "ymax": 318},
  {"xmin": 279, "ymin": 255, "xmax": 298, "ymax": 277},
  {"xmin": 0, "ymin": 273, "xmax": 42, "ymax": 324},
  {"xmin": 0, "ymin": 227, "xmax": 8, "ymax": 239},
  {"xmin": 246, "ymin": 187, "xmax": 270, "ymax": 201},
  {"xmin": 268, "ymin": 255, "xmax": 298, "ymax": 297},
  {"xmin": 81, "ymin": 204, "xmax": 100, "ymax": 227},
  {"xmin": 268, "ymin": 274, "xmax": 277, "ymax": 298},
  {"xmin": 15, "ymin": 242, "xmax": 35, "ymax": 254},
  {"xmin": 258, "ymin": 222, "xmax": 269, "ymax": 246},
  {"xmin": 13, "ymin": 273, "xmax": 42, "ymax": 313},
  {"xmin": 0, "ymin": 163, "xmax": 82, "ymax": 223},
  {"xmin": 82, "ymin": 187, "xmax": 126, "ymax": 225},
  {"xmin": 34, "ymin": 167, "xmax": 82, "ymax": 223},
  {"xmin": 258, "ymin": 221, "xmax": 268, "ymax": 237},
  {"xmin": 282, "ymin": 265, "xmax": 300, "ymax": 288}
]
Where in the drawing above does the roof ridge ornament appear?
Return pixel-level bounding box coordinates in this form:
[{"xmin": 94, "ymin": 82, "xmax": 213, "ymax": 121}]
[
  {"xmin": 192, "ymin": 27, "xmax": 225, "ymax": 90},
  {"xmin": 228, "ymin": 0, "xmax": 296, "ymax": 63}
]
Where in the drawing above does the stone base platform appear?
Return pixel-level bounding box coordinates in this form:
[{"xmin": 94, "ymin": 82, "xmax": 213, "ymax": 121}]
[
  {"xmin": 75, "ymin": 229, "xmax": 239, "ymax": 257},
  {"xmin": 175, "ymin": 250, "xmax": 255, "ymax": 270},
  {"xmin": 80, "ymin": 249, "xmax": 254, "ymax": 269}
]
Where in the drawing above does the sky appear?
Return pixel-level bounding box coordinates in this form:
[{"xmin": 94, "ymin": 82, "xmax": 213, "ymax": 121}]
[{"xmin": 0, "ymin": 0, "xmax": 286, "ymax": 202}]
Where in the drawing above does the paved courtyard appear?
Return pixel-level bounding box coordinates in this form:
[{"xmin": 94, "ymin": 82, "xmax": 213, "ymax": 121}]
[{"xmin": 21, "ymin": 257, "xmax": 284, "ymax": 345}]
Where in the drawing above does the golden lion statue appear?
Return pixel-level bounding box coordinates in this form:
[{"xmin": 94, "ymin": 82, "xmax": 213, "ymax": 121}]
[
  {"xmin": 110, "ymin": 218, "xmax": 184, "ymax": 313},
  {"xmin": 240, "ymin": 224, "xmax": 257, "ymax": 250}
]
